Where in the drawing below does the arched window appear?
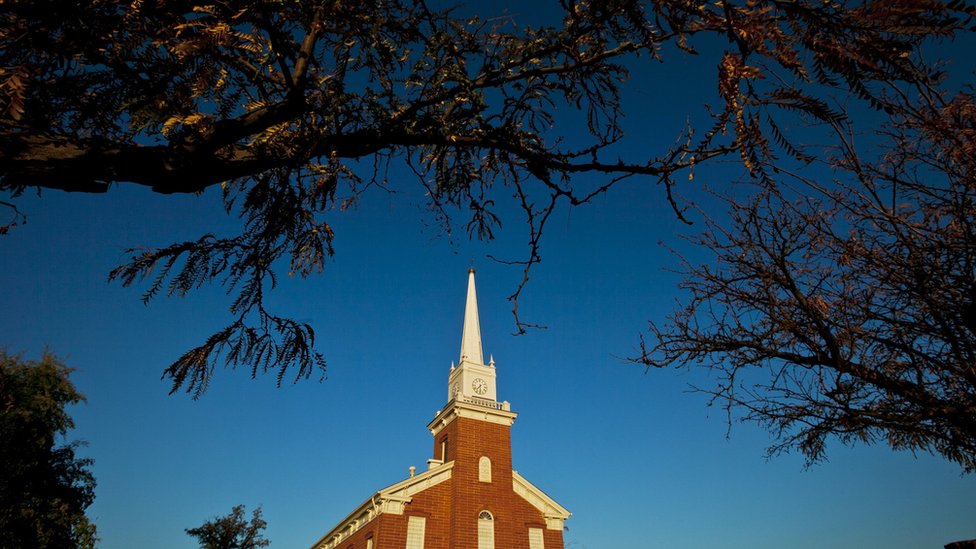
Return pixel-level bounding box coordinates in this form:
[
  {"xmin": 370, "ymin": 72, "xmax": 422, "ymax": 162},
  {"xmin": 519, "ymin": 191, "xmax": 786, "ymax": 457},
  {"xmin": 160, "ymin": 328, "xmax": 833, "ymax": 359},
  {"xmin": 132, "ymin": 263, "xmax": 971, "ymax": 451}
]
[
  {"xmin": 478, "ymin": 456, "xmax": 492, "ymax": 483},
  {"xmin": 478, "ymin": 511, "xmax": 494, "ymax": 549}
]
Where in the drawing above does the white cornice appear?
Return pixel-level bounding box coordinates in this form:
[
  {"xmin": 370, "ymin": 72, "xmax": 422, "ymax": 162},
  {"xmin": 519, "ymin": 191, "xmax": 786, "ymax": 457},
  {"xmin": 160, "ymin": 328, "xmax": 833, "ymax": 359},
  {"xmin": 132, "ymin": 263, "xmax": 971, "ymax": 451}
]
[
  {"xmin": 428, "ymin": 400, "xmax": 518, "ymax": 436},
  {"xmin": 310, "ymin": 461, "xmax": 454, "ymax": 549},
  {"xmin": 512, "ymin": 471, "xmax": 571, "ymax": 530}
]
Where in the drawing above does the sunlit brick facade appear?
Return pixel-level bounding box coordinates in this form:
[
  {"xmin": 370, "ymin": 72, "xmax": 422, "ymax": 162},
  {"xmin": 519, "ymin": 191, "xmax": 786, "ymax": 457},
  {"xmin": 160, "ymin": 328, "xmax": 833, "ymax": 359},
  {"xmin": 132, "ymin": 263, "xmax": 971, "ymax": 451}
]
[{"xmin": 310, "ymin": 270, "xmax": 569, "ymax": 549}]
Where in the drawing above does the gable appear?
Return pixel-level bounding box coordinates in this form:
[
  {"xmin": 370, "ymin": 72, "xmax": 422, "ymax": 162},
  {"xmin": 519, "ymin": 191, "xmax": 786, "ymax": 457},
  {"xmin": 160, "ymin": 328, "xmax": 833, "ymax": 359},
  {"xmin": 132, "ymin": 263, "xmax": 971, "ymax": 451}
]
[
  {"xmin": 310, "ymin": 461, "xmax": 454, "ymax": 549},
  {"xmin": 512, "ymin": 471, "xmax": 571, "ymax": 531}
]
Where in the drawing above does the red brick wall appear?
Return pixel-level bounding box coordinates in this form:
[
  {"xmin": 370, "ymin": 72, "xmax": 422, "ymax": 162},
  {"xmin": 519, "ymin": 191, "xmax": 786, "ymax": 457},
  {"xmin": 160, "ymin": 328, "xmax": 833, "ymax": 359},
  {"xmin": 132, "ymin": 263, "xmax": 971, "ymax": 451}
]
[
  {"xmin": 428, "ymin": 415, "xmax": 564, "ymax": 549},
  {"xmin": 326, "ymin": 413, "xmax": 565, "ymax": 549},
  {"xmin": 402, "ymin": 481, "xmax": 453, "ymax": 548}
]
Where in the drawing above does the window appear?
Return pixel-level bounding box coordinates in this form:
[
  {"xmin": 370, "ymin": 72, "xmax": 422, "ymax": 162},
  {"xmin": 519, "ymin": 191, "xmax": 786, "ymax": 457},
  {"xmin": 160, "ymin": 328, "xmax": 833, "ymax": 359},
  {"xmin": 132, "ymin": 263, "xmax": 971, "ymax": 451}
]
[
  {"xmin": 440, "ymin": 437, "xmax": 448, "ymax": 461},
  {"xmin": 406, "ymin": 516, "xmax": 426, "ymax": 549},
  {"xmin": 528, "ymin": 527, "xmax": 545, "ymax": 549},
  {"xmin": 478, "ymin": 456, "xmax": 492, "ymax": 483},
  {"xmin": 366, "ymin": 538, "xmax": 374, "ymax": 549},
  {"xmin": 478, "ymin": 511, "xmax": 494, "ymax": 549}
]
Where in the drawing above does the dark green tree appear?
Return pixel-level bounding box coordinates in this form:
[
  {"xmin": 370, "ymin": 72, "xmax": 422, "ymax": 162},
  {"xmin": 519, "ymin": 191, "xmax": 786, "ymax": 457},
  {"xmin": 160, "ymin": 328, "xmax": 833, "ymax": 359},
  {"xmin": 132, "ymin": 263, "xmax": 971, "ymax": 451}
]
[
  {"xmin": 0, "ymin": 351, "xmax": 97, "ymax": 549},
  {"xmin": 186, "ymin": 504, "xmax": 270, "ymax": 549}
]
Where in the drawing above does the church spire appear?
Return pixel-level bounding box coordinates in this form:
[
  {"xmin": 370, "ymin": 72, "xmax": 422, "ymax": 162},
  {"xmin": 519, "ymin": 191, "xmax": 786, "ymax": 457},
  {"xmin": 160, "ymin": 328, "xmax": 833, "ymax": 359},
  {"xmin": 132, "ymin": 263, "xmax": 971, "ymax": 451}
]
[
  {"xmin": 459, "ymin": 268, "xmax": 484, "ymax": 366},
  {"xmin": 446, "ymin": 268, "xmax": 501, "ymax": 405}
]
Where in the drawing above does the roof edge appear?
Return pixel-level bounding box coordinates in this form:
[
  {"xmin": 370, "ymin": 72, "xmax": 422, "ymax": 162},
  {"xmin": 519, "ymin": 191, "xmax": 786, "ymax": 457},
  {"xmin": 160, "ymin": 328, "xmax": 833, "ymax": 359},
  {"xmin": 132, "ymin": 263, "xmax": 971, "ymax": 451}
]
[
  {"xmin": 310, "ymin": 461, "xmax": 455, "ymax": 549},
  {"xmin": 512, "ymin": 471, "xmax": 571, "ymax": 531}
]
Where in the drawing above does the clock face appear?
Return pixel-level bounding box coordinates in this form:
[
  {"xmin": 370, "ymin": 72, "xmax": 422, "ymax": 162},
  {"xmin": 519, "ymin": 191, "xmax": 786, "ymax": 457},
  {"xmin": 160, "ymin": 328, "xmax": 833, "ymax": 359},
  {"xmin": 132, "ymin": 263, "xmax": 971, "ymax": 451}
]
[{"xmin": 472, "ymin": 378, "xmax": 488, "ymax": 395}]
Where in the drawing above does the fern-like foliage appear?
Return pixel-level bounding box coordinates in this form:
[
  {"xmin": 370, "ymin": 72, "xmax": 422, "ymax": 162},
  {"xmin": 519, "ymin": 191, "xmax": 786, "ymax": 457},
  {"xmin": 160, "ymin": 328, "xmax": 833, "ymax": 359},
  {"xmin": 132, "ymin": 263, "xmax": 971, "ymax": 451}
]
[{"xmin": 2, "ymin": 0, "xmax": 973, "ymax": 401}]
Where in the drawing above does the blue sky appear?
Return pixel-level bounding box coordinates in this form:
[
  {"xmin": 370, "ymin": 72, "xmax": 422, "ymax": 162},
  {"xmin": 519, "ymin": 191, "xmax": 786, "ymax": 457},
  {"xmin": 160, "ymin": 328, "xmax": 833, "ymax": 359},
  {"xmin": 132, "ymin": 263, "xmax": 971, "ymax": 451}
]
[{"xmin": 3, "ymin": 3, "xmax": 976, "ymax": 548}]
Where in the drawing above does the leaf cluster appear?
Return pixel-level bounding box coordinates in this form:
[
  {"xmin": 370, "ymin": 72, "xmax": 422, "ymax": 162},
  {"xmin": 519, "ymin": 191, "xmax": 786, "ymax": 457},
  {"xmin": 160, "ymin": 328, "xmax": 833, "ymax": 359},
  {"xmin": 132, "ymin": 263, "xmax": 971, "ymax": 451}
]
[
  {"xmin": 186, "ymin": 504, "xmax": 270, "ymax": 549},
  {"xmin": 640, "ymin": 86, "xmax": 976, "ymax": 472},
  {"xmin": 2, "ymin": 0, "xmax": 974, "ymax": 407},
  {"xmin": 3, "ymin": 0, "xmax": 678, "ymax": 393},
  {"xmin": 0, "ymin": 352, "xmax": 97, "ymax": 548}
]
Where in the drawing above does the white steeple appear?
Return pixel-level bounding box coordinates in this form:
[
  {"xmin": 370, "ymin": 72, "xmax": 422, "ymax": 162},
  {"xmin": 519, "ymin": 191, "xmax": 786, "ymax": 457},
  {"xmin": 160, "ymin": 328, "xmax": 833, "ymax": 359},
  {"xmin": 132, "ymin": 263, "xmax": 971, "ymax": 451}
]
[
  {"xmin": 447, "ymin": 268, "xmax": 498, "ymax": 404},
  {"xmin": 459, "ymin": 268, "xmax": 484, "ymax": 366}
]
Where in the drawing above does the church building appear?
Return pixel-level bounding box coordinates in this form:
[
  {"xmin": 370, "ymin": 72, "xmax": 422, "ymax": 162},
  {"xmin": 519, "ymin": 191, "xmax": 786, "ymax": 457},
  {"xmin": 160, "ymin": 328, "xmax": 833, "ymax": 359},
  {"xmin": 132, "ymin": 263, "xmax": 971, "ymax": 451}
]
[{"xmin": 310, "ymin": 269, "xmax": 570, "ymax": 549}]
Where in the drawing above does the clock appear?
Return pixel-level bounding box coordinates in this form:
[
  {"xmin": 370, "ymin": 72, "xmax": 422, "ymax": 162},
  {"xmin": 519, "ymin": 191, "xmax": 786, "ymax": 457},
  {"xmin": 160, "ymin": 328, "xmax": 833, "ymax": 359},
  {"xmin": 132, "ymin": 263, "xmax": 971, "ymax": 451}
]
[{"xmin": 472, "ymin": 378, "xmax": 488, "ymax": 395}]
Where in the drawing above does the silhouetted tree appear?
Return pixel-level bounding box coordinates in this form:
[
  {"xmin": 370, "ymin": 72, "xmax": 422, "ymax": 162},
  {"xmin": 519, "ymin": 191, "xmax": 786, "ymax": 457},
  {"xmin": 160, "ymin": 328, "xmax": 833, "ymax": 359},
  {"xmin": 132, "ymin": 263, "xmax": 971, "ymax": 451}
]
[
  {"xmin": 639, "ymin": 35, "xmax": 976, "ymax": 471},
  {"xmin": 0, "ymin": 352, "xmax": 97, "ymax": 548},
  {"xmin": 186, "ymin": 505, "xmax": 269, "ymax": 549},
  {"xmin": 1, "ymin": 0, "xmax": 973, "ymax": 408}
]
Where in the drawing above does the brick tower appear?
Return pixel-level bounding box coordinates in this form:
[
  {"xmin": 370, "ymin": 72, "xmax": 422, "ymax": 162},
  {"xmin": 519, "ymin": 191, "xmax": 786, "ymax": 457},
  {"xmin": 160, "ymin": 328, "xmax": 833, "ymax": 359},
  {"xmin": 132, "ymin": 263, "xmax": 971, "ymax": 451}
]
[{"xmin": 311, "ymin": 269, "xmax": 570, "ymax": 549}]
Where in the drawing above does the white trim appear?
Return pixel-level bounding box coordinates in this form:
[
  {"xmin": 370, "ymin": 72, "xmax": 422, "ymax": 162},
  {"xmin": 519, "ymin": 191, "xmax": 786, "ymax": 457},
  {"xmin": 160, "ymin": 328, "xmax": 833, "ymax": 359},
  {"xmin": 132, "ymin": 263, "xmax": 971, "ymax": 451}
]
[
  {"xmin": 512, "ymin": 471, "xmax": 571, "ymax": 531},
  {"xmin": 406, "ymin": 515, "xmax": 427, "ymax": 549},
  {"xmin": 428, "ymin": 401, "xmax": 517, "ymax": 437},
  {"xmin": 309, "ymin": 461, "xmax": 454, "ymax": 549},
  {"xmin": 528, "ymin": 527, "xmax": 545, "ymax": 549},
  {"xmin": 478, "ymin": 456, "xmax": 492, "ymax": 483},
  {"xmin": 477, "ymin": 510, "xmax": 495, "ymax": 549}
]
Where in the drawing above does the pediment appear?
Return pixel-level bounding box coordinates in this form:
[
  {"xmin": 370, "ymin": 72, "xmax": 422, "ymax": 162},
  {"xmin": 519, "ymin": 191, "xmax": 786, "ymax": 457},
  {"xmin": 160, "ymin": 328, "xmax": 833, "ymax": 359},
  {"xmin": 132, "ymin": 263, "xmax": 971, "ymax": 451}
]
[{"xmin": 512, "ymin": 471, "xmax": 571, "ymax": 530}]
